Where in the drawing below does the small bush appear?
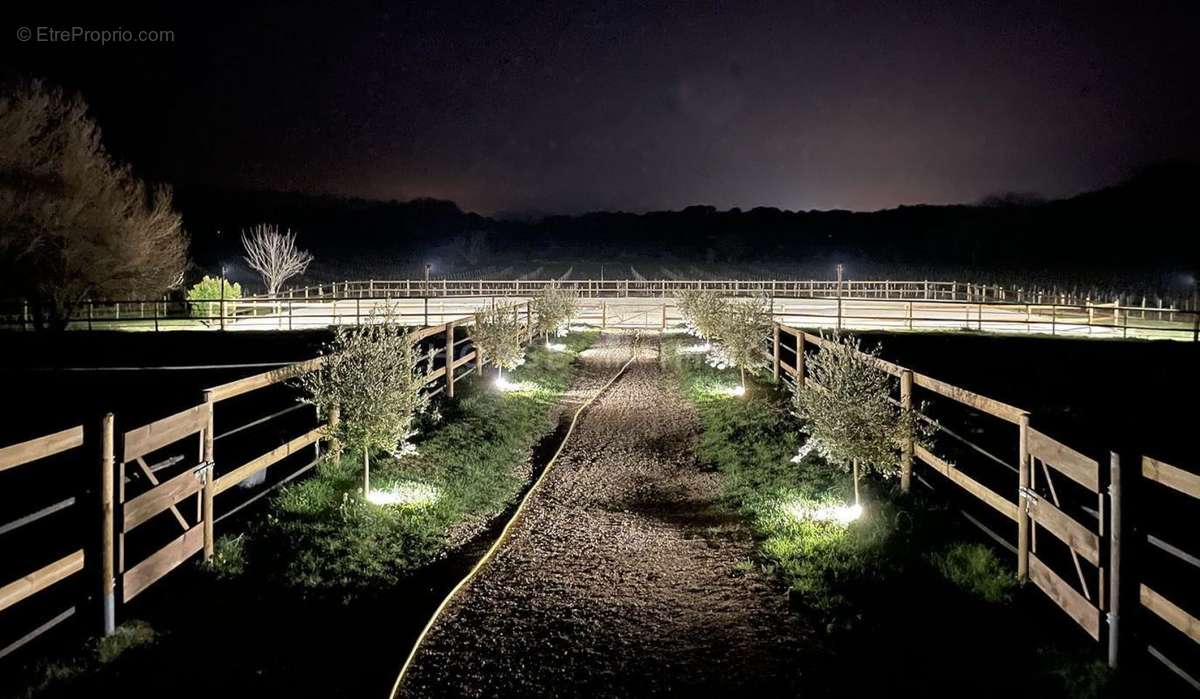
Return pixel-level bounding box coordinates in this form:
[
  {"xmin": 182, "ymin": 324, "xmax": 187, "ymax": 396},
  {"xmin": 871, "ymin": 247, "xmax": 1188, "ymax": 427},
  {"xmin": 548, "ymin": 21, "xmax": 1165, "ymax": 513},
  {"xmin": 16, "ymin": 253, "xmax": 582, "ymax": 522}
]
[
  {"xmin": 929, "ymin": 542, "xmax": 1016, "ymax": 604},
  {"xmin": 97, "ymin": 620, "xmax": 157, "ymax": 664},
  {"xmin": 206, "ymin": 534, "xmax": 247, "ymax": 579},
  {"xmin": 186, "ymin": 275, "xmax": 242, "ymax": 319}
]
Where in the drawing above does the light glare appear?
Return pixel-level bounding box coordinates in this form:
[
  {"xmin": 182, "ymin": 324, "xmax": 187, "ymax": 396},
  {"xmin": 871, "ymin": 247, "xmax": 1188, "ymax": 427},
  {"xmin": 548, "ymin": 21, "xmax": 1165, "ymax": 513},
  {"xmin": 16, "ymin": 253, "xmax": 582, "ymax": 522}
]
[
  {"xmin": 367, "ymin": 481, "xmax": 441, "ymax": 507},
  {"xmin": 783, "ymin": 501, "xmax": 862, "ymax": 525}
]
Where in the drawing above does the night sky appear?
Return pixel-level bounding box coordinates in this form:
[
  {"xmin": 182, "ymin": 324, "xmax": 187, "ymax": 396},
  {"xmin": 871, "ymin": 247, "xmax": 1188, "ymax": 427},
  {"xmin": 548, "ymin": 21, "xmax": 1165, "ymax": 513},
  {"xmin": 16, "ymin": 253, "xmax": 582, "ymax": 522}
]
[{"xmin": 5, "ymin": 1, "xmax": 1198, "ymax": 215}]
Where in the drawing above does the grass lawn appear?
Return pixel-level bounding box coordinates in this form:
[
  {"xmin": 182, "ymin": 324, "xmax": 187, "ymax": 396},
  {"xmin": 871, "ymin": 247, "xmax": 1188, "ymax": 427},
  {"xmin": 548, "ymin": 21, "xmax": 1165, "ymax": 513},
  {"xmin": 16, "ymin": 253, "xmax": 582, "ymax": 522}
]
[{"xmin": 660, "ymin": 332, "xmax": 1118, "ymax": 697}]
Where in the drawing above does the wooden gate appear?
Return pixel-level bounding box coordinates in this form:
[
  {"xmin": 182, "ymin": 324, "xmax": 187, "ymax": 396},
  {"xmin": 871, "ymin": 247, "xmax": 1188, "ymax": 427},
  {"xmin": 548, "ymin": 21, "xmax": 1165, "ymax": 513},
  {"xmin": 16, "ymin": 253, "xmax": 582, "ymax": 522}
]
[
  {"xmin": 1025, "ymin": 427, "xmax": 1107, "ymax": 641},
  {"xmin": 117, "ymin": 403, "xmax": 213, "ymax": 603}
]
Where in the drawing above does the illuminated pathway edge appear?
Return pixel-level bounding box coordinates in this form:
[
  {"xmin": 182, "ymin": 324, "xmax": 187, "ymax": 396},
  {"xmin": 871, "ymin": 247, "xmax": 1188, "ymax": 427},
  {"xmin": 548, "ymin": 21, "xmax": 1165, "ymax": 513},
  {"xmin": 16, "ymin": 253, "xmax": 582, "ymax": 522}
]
[{"xmin": 393, "ymin": 333, "xmax": 807, "ymax": 696}]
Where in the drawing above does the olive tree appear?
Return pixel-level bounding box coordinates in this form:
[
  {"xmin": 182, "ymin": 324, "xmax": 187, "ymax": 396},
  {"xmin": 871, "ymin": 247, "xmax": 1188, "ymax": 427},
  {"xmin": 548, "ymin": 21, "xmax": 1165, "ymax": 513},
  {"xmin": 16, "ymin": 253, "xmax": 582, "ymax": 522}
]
[
  {"xmin": 714, "ymin": 294, "xmax": 773, "ymax": 391},
  {"xmin": 675, "ymin": 287, "xmax": 727, "ymax": 340},
  {"xmin": 531, "ymin": 281, "xmax": 578, "ymax": 341},
  {"xmin": 298, "ymin": 315, "xmax": 428, "ymax": 497},
  {"xmin": 0, "ymin": 80, "xmax": 189, "ymax": 330},
  {"xmin": 472, "ymin": 305, "xmax": 526, "ymax": 380},
  {"xmin": 791, "ymin": 333, "xmax": 924, "ymax": 503}
]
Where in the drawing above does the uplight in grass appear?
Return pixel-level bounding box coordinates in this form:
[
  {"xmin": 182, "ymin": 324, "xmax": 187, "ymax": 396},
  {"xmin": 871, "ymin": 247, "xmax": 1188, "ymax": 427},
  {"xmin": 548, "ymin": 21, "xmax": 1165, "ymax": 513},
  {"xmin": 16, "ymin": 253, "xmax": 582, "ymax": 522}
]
[
  {"xmin": 545, "ymin": 342, "xmax": 567, "ymax": 352},
  {"xmin": 366, "ymin": 481, "xmax": 441, "ymax": 507},
  {"xmin": 494, "ymin": 376, "xmax": 536, "ymax": 392},
  {"xmin": 724, "ymin": 384, "xmax": 746, "ymax": 397},
  {"xmin": 783, "ymin": 500, "xmax": 863, "ymax": 525}
]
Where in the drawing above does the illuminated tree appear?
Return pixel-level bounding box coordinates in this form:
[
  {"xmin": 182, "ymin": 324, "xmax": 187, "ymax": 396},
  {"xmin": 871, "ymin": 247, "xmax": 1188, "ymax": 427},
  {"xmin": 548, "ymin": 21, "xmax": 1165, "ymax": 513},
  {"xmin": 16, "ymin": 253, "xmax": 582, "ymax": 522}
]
[
  {"xmin": 298, "ymin": 314, "xmax": 428, "ymax": 497},
  {"xmin": 715, "ymin": 294, "xmax": 773, "ymax": 391},
  {"xmin": 676, "ymin": 287, "xmax": 727, "ymax": 339},
  {"xmin": 473, "ymin": 305, "xmax": 525, "ymax": 379},
  {"xmin": 791, "ymin": 333, "xmax": 924, "ymax": 503},
  {"xmin": 531, "ymin": 281, "xmax": 578, "ymax": 340},
  {"xmin": 186, "ymin": 275, "xmax": 242, "ymax": 322},
  {"xmin": 241, "ymin": 224, "xmax": 313, "ymax": 296},
  {"xmin": 0, "ymin": 80, "xmax": 189, "ymax": 330}
]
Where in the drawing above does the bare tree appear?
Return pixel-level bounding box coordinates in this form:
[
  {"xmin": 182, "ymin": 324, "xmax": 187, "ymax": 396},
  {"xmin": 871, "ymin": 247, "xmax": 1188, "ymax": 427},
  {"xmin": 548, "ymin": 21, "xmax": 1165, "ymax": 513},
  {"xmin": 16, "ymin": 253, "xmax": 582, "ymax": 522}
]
[
  {"xmin": 0, "ymin": 79, "xmax": 189, "ymax": 330},
  {"xmin": 241, "ymin": 224, "xmax": 313, "ymax": 295}
]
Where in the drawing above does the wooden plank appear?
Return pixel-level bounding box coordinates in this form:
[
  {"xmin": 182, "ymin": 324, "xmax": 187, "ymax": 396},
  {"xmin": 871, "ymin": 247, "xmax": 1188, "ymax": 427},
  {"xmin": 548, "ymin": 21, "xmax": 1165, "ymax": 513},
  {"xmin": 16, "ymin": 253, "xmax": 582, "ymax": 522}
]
[
  {"xmin": 123, "ymin": 467, "xmax": 204, "ymax": 531},
  {"xmin": 122, "ymin": 525, "xmax": 203, "ymax": 602},
  {"xmin": 916, "ymin": 444, "xmax": 1018, "ymax": 521},
  {"xmin": 1142, "ymin": 584, "xmax": 1200, "ymax": 645},
  {"xmin": 799, "ymin": 330, "xmax": 904, "ymax": 376},
  {"xmin": 206, "ymin": 357, "xmax": 324, "ymax": 403},
  {"xmin": 0, "ymin": 426, "xmax": 84, "ymax": 472},
  {"xmin": 1029, "ymin": 553, "xmax": 1100, "ymax": 640},
  {"xmin": 424, "ymin": 365, "xmax": 447, "ymax": 384},
  {"xmin": 123, "ymin": 403, "xmax": 210, "ymax": 461},
  {"xmin": 0, "ymin": 550, "xmax": 85, "ymax": 613},
  {"xmin": 212, "ymin": 427, "xmax": 324, "ymax": 495},
  {"xmin": 1028, "ymin": 498, "xmax": 1100, "ymax": 565},
  {"xmin": 912, "ymin": 372, "xmax": 1026, "ymax": 424},
  {"xmin": 1142, "ymin": 456, "xmax": 1200, "ymax": 500},
  {"xmin": 452, "ymin": 350, "xmax": 477, "ymax": 370},
  {"xmin": 1028, "ymin": 428, "xmax": 1099, "ymax": 492}
]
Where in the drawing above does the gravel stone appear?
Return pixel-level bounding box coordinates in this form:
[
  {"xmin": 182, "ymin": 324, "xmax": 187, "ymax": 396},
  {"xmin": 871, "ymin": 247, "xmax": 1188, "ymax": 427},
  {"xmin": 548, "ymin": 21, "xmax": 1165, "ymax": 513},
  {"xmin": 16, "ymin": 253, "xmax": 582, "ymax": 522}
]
[{"xmin": 401, "ymin": 332, "xmax": 808, "ymax": 697}]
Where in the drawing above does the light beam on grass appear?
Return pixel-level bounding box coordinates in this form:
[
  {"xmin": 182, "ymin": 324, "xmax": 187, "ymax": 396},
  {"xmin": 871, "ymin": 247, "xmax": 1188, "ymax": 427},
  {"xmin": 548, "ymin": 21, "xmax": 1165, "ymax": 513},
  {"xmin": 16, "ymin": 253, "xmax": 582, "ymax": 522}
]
[
  {"xmin": 366, "ymin": 481, "xmax": 441, "ymax": 507},
  {"xmin": 494, "ymin": 376, "xmax": 536, "ymax": 392},
  {"xmin": 782, "ymin": 500, "xmax": 863, "ymax": 525},
  {"xmin": 678, "ymin": 342, "xmax": 712, "ymax": 353}
]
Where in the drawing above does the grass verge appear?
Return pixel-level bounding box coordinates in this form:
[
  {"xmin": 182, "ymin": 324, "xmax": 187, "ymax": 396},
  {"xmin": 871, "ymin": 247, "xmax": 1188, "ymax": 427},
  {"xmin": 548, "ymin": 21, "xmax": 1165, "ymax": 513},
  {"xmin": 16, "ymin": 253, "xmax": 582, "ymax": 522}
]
[
  {"xmin": 661, "ymin": 332, "xmax": 1116, "ymax": 696},
  {"xmin": 238, "ymin": 330, "xmax": 600, "ymax": 594}
]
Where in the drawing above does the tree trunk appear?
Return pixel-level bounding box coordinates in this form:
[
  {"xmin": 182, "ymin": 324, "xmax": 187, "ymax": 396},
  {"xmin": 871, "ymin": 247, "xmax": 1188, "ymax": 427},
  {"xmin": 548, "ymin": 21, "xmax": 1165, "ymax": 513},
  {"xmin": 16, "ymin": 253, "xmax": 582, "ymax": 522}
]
[
  {"xmin": 853, "ymin": 460, "xmax": 861, "ymax": 506},
  {"xmin": 362, "ymin": 448, "xmax": 370, "ymax": 498}
]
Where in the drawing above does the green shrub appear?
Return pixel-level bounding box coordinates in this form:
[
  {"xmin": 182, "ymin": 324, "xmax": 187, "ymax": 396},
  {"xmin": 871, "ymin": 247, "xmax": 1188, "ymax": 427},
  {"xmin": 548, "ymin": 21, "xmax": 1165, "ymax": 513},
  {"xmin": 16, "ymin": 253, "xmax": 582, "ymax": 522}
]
[
  {"xmin": 186, "ymin": 275, "xmax": 241, "ymax": 319},
  {"xmin": 929, "ymin": 542, "xmax": 1016, "ymax": 604},
  {"xmin": 97, "ymin": 620, "xmax": 157, "ymax": 664},
  {"xmin": 206, "ymin": 534, "xmax": 247, "ymax": 579}
]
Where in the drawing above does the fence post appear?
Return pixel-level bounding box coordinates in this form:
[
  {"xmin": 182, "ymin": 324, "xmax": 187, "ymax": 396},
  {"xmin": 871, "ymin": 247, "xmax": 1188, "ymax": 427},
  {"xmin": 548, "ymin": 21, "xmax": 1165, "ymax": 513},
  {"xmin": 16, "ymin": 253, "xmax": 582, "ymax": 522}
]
[
  {"xmin": 661, "ymin": 304, "xmax": 667, "ymax": 330},
  {"xmin": 602, "ymin": 302, "xmax": 607, "ymax": 329},
  {"xmin": 100, "ymin": 413, "xmax": 115, "ymax": 636},
  {"xmin": 1017, "ymin": 413, "xmax": 1031, "ymax": 582},
  {"xmin": 445, "ymin": 321, "xmax": 456, "ymax": 398},
  {"xmin": 900, "ymin": 369, "xmax": 913, "ymax": 493},
  {"xmin": 796, "ymin": 332, "xmax": 806, "ymax": 387},
  {"xmin": 525, "ymin": 302, "xmax": 532, "ymax": 341},
  {"xmin": 88, "ymin": 300, "xmax": 94, "ymax": 330},
  {"xmin": 1107, "ymin": 451, "xmax": 1121, "ymax": 668},
  {"xmin": 772, "ymin": 322, "xmax": 781, "ymax": 383},
  {"xmin": 202, "ymin": 391, "xmax": 215, "ymax": 561}
]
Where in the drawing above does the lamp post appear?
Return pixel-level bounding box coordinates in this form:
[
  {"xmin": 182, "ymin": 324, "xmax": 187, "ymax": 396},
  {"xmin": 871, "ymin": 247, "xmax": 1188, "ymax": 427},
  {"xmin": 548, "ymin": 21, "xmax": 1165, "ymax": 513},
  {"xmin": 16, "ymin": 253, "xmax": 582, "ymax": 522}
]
[
  {"xmin": 836, "ymin": 263, "xmax": 844, "ymax": 332},
  {"xmin": 219, "ymin": 264, "xmax": 227, "ymax": 331}
]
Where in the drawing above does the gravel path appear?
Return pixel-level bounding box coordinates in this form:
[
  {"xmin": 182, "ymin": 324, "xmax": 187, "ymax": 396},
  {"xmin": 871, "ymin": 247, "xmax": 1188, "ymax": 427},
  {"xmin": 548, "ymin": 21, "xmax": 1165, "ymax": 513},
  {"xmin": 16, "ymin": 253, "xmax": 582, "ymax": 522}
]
[{"xmin": 400, "ymin": 332, "xmax": 807, "ymax": 697}]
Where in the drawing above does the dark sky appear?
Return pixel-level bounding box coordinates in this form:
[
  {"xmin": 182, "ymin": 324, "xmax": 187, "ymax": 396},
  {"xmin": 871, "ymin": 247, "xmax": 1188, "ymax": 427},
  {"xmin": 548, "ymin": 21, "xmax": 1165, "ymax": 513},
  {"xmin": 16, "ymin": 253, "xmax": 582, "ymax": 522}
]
[{"xmin": 5, "ymin": 1, "xmax": 1199, "ymax": 214}]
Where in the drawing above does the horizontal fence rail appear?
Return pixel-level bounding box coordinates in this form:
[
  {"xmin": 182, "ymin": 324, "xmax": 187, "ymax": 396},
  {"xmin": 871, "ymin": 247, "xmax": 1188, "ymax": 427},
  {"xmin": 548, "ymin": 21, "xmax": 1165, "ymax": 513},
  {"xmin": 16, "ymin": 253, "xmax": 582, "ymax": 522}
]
[
  {"xmin": 4, "ymin": 279, "xmax": 1194, "ymax": 340},
  {"xmin": 0, "ymin": 427, "xmax": 87, "ymax": 661}
]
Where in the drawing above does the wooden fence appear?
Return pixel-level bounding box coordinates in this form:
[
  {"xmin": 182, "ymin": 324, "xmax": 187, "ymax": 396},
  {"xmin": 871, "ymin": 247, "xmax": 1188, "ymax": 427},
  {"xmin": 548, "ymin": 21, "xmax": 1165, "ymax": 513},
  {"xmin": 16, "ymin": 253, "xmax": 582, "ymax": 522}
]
[
  {"xmin": 768, "ymin": 323, "xmax": 1200, "ymax": 687},
  {"xmin": 5, "ymin": 288, "xmax": 1196, "ymax": 340},
  {"xmin": 1138, "ymin": 456, "xmax": 1200, "ymax": 688},
  {"xmin": 0, "ymin": 307, "xmax": 533, "ymax": 660},
  {"xmin": 0, "ymin": 427, "xmax": 87, "ymax": 659}
]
